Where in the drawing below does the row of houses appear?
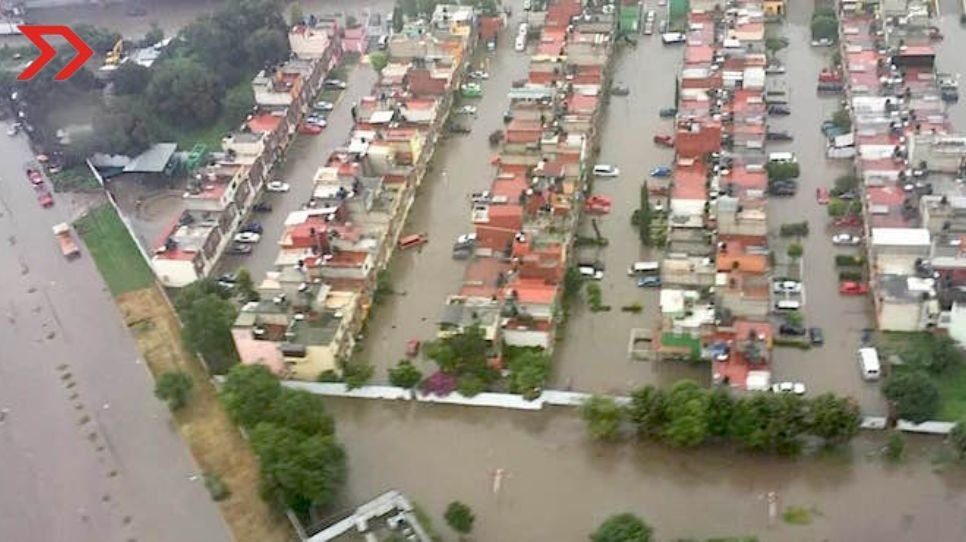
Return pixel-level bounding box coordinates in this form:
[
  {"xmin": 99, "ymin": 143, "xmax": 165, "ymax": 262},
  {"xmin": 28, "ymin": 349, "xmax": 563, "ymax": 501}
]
[
  {"xmin": 836, "ymin": 1, "xmax": 966, "ymax": 343},
  {"xmin": 434, "ymin": 0, "xmax": 617, "ymax": 359},
  {"xmin": 227, "ymin": 5, "xmax": 490, "ymax": 381},
  {"xmin": 652, "ymin": 0, "xmax": 779, "ymax": 391}
]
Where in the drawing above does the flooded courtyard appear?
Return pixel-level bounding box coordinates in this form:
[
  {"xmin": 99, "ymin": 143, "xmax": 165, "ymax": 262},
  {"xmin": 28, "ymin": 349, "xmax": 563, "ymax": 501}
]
[{"xmin": 328, "ymin": 398, "xmax": 966, "ymax": 541}]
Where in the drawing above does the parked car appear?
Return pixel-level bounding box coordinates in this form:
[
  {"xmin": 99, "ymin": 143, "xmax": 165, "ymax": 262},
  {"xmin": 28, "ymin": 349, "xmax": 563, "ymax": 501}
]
[
  {"xmin": 226, "ymin": 243, "xmax": 254, "ymax": 255},
  {"xmin": 832, "ymin": 233, "xmax": 861, "ymax": 245},
  {"xmin": 306, "ymin": 115, "xmax": 327, "ymax": 127},
  {"xmin": 455, "ymin": 233, "xmax": 478, "ymax": 245},
  {"xmin": 779, "ymin": 323, "xmax": 807, "ymax": 336},
  {"xmin": 811, "ymin": 38, "xmax": 833, "ymax": 47},
  {"xmin": 324, "ymin": 79, "xmax": 347, "ymax": 89},
  {"xmin": 470, "ymin": 190, "xmax": 491, "ymax": 204},
  {"xmin": 637, "ymin": 276, "xmax": 662, "ymax": 288},
  {"xmin": 234, "ymin": 232, "xmax": 262, "ymax": 243},
  {"xmin": 766, "ymin": 130, "xmax": 793, "ymax": 141},
  {"xmin": 578, "ymin": 266, "xmax": 604, "ymax": 280},
  {"xmin": 809, "ymin": 327, "xmax": 824, "ymax": 345},
  {"xmin": 241, "ymin": 222, "xmax": 263, "ymax": 234},
  {"xmin": 252, "ymin": 202, "xmax": 273, "ymax": 213},
  {"xmin": 816, "ymin": 187, "xmax": 830, "ymax": 205},
  {"xmin": 659, "ymin": 107, "xmax": 677, "ymax": 118},
  {"xmin": 611, "ymin": 83, "xmax": 630, "ymax": 96},
  {"xmin": 299, "ymin": 122, "xmax": 323, "ymax": 135},
  {"xmin": 650, "ymin": 166, "xmax": 671, "ymax": 177},
  {"xmin": 653, "ymin": 134, "xmax": 674, "ymax": 147},
  {"xmin": 768, "ymin": 105, "xmax": 791, "ymax": 115},
  {"xmin": 771, "ymin": 382, "xmax": 807, "ymax": 395},
  {"xmin": 457, "ymin": 105, "xmax": 478, "ymax": 115},
  {"xmin": 773, "ymin": 280, "xmax": 802, "ymax": 293},
  {"xmin": 592, "ymin": 164, "xmax": 620, "ymax": 177},
  {"xmin": 314, "ymin": 100, "xmax": 335, "ymax": 111},
  {"xmin": 217, "ymin": 273, "xmax": 237, "ymax": 288},
  {"xmin": 267, "ymin": 181, "xmax": 290, "ymax": 192},
  {"xmin": 839, "ymin": 281, "xmax": 869, "ymax": 295},
  {"xmin": 35, "ymin": 186, "xmax": 54, "ymax": 208},
  {"xmin": 765, "ymin": 63, "xmax": 786, "ymax": 74},
  {"xmin": 26, "ymin": 167, "xmax": 43, "ymax": 185},
  {"xmin": 468, "ymin": 70, "xmax": 489, "ymax": 80}
]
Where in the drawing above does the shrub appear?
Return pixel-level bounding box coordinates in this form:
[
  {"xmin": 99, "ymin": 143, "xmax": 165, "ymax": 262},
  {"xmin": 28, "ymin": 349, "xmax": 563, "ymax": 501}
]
[
  {"xmin": 779, "ymin": 221, "xmax": 809, "ymax": 237},
  {"xmin": 835, "ymin": 254, "xmax": 864, "ymax": 267},
  {"xmin": 457, "ymin": 374, "xmax": 487, "ymax": 397},
  {"xmin": 317, "ymin": 369, "xmax": 342, "ymax": 382},
  {"xmin": 388, "ymin": 360, "xmax": 423, "ymax": 389},
  {"xmin": 422, "ymin": 371, "xmax": 457, "ymax": 396},
  {"xmin": 884, "ymin": 431, "xmax": 905, "ymax": 462},
  {"xmin": 154, "ymin": 370, "xmax": 194, "ymax": 411},
  {"xmin": 883, "ymin": 371, "xmax": 940, "ymax": 423},
  {"xmin": 839, "ymin": 270, "xmax": 863, "ymax": 281},
  {"xmin": 581, "ymin": 395, "xmax": 623, "ymax": 440},
  {"xmin": 343, "ymin": 362, "xmax": 374, "ymax": 390},
  {"xmin": 204, "ymin": 472, "xmax": 231, "ymax": 501}
]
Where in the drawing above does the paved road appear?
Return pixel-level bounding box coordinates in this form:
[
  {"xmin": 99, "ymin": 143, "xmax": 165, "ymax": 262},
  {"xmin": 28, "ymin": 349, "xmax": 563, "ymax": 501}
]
[
  {"xmin": 218, "ymin": 64, "xmax": 379, "ymax": 280},
  {"xmin": 0, "ymin": 130, "xmax": 231, "ymax": 541}
]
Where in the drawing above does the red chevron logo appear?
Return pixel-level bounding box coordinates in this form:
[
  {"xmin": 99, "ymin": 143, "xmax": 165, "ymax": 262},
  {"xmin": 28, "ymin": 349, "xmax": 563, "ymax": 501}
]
[{"xmin": 17, "ymin": 25, "xmax": 94, "ymax": 81}]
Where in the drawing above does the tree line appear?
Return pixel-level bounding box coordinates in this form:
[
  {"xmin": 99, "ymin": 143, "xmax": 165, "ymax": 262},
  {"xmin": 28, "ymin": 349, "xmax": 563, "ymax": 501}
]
[{"xmin": 582, "ymin": 380, "xmax": 862, "ymax": 455}]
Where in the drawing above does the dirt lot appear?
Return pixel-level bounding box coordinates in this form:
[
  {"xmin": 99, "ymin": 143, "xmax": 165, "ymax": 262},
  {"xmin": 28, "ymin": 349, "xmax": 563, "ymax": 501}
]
[{"xmin": 117, "ymin": 287, "xmax": 294, "ymax": 542}]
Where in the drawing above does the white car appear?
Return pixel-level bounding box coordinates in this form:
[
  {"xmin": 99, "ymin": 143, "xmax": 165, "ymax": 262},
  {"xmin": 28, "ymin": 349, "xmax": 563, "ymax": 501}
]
[
  {"xmin": 457, "ymin": 105, "xmax": 478, "ymax": 115},
  {"xmin": 306, "ymin": 116, "xmax": 327, "ymax": 127},
  {"xmin": 592, "ymin": 164, "xmax": 620, "ymax": 177},
  {"xmin": 468, "ymin": 71, "xmax": 489, "ymax": 80},
  {"xmin": 267, "ymin": 181, "xmax": 290, "ymax": 192},
  {"xmin": 578, "ymin": 266, "xmax": 604, "ymax": 280},
  {"xmin": 832, "ymin": 233, "xmax": 861, "ymax": 246},
  {"xmin": 771, "ymin": 382, "xmax": 806, "ymax": 396},
  {"xmin": 234, "ymin": 232, "xmax": 262, "ymax": 243},
  {"xmin": 314, "ymin": 101, "xmax": 335, "ymax": 111},
  {"xmin": 772, "ymin": 280, "xmax": 802, "ymax": 294},
  {"xmin": 456, "ymin": 233, "xmax": 478, "ymax": 245}
]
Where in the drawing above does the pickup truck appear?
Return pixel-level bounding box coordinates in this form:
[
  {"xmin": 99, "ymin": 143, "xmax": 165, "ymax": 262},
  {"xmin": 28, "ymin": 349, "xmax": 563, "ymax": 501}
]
[{"xmin": 53, "ymin": 222, "xmax": 80, "ymax": 258}]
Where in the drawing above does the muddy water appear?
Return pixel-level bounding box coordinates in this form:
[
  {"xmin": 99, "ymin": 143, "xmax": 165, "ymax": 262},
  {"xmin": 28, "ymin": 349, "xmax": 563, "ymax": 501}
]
[
  {"xmin": 765, "ymin": 3, "xmax": 882, "ymax": 413},
  {"xmin": 356, "ymin": 13, "xmax": 531, "ymax": 380},
  {"xmin": 550, "ymin": 24, "xmax": 706, "ymax": 394},
  {"xmin": 328, "ymin": 398, "xmax": 966, "ymax": 541}
]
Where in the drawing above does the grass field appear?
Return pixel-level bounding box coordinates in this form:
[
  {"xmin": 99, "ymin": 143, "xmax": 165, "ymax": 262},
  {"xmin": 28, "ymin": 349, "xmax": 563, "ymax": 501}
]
[
  {"xmin": 878, "ymin": 331, "xmax": 966, "ymax": 422},
  {"xmin": 74, "ymin": 205, "xmax": 155, "ymax": 295}
]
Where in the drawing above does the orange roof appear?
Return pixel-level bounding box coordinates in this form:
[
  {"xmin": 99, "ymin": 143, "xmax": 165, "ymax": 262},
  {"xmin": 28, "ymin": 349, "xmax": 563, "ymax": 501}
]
[
  {"xmin": 247, "ymin": 113, "xmax": 282, "ymax": 134},
  {"xmin": 507, "ymin": 278, "xmax": 558, "ymax": 305},
  {"xmin": 671, "ymin": 163, "xmax": 707, "ymax": 200}
]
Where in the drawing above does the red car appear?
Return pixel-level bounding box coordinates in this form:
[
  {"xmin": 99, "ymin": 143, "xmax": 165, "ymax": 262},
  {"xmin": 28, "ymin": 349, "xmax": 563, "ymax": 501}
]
[
  {"xmin": 298, "ymin": 122, "xmax": 323, "ymax": 135},
  {"xmin": 26, "ymin": 168, "xmax": 43, "ymax": 185},
  {"xmin": 35, "ymin": 186, "xmax": 54, "ymax": 208},
  {"xmin": 653, "ymin": 134, "xmax": 674, "ymax": 147},
  {"xmin": 839, "ymin": 281, "xmax": 868, "ymax": 295},
  {"xmin": 816, "ymin": 187, "xmax": 829, "ymax": 205}
]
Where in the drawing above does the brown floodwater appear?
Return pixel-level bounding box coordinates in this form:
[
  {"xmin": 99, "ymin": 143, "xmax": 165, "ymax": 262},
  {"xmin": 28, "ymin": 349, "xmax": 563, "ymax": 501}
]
[{"xmin": 327, "ymin": 398, "xmax": 966, "ymax": 541}]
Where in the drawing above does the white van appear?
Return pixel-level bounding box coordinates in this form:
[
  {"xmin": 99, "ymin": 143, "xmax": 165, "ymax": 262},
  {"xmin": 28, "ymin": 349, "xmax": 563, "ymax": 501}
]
[
  {"xmin": 858, "ymin": 347, "xmax": 881, "ymax": 381},
  {"xmin": 514, "ymin": 35, "xmax": 527, "ymax": 52},
  {"xmin": 768, "ymin": 152, "xmax": 797, "ymax": 164},
  {"xmin": 774, "ymin": 299, "xmax": 801, "ymax": 311},
  {"xmin": 518, "ymin": 23, "xmax": 529, "ymax": 37},
  {"xmin": 578, "ymin": 266, "xmax": 604, "ymax": 280},
  {"xmin": 627, "ymin": 261, "xmax": 660, "ymax": 275}
]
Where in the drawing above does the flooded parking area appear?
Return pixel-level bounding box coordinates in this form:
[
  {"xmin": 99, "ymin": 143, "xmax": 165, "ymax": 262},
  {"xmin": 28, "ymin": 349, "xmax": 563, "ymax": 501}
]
[{"xmin": 328, "ymin": 397, "xmax": 966, "ymax": 541}]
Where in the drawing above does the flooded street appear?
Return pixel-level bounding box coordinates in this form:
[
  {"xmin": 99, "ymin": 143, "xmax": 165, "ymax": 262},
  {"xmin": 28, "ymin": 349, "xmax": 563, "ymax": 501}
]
[
  {"xmin": 550, "ymin": 26, "xmax": 706, "ymax": 394},
  {"xmin": 936, "ymin": 0, "xmax": 966, "ymax": 130},
  {"xmin": 356, "ymin": 16, "xmax": 531, "ymax": 379},
  {"xmin": 765, "ymin": 2, "xmax": 882, "ymax": 413},
  {"xmin": 328, "ymin": 398, "xmax": 966, "ymax": 541}
]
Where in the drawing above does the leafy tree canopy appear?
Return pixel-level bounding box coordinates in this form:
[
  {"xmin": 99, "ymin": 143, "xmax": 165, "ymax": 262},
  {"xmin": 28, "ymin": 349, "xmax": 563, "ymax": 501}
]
[{"xmin": 591, "ymin": 513, "xmax": 653, "ymax": 542}]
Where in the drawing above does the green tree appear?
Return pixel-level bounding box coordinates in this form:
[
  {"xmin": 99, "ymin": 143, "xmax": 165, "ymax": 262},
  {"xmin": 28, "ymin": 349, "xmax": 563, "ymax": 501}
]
[
  {"xmin": 765, "ymin": 36, "xmax": 787, "ymax": 53},
  {"xmin": 220, "ymin": 364, "xmax": 282, "ymax": 428},
  {"xmin": 92, "ymin": 97, "xmax": 154, "ymax": 155},
  {"xmin": 808, "ymin": 393, "xmax": 861, "ymax": 444},
  {"xmin": 424, "ymin": 325, "xmax": 497, "ymax": 383},
  {"xmin": 663, "ymin": 380, "xmax": 710, "ymax": 447},
  {"xmin": 948, "ymin": 421, "xmax": 966, "ymax": 460},
  {"xmin": 456, "ymin": 373, "xmax": 487, "ymax": 396},
  {"xmin": 344, "ymin": 362, "xmax": 374, "ymax": 389},
  {"xmin": 74, "ymin": 24, "xmax": 122, "ymax": 54},
  {"xmin": 154, "ymin": 370, "xmax": 194, "ymax": 410},
  {"xmin": 388, "ymin": 360, "xmax": 423, "ymax": 389},
  {"xmin": 787, "ymin": 242, "xmax": 803, "ymax": 262},
  {"xmin": 234, "ymin": 268, "xmax": 258, "ymax": 302},
  {"xmin": 883, "ymin": 371, "xmax": 940, "ymax": 423},
  {"xmin": 908, "ymin": 336, "xmax": 963, "ymax": 375},
  {"xmin": 392, "ymin": 5, "xmax": 404, "ymax": 32},
  {"xmin": 112, "ymin": 63, "xmax": 152, "ymax": 95},
  {"xmin": 141, "ymin": 22, "xmax": 164, "ymax": 46},
  {"xmin": 627, "ymin": 385, "xmax": 668, "ymax": 439},
  {"xmin": 765, "ymin": 161, "xmax": 800, "ymax": 182},
  {"xmin": 250, "ymin": 423, "xmax": 347, "ymax": 513},
  {"xmin": 369, "ymin": 51, "xmax": 390, "ymax": 72},
  {"xmin": 147, "ymin": 58, "xmax": 224, "ymax": 128},
  {"xmin": 833, "ymin": 173, "xmax": 858, "ymax": 194},
  {"xmin": 582, "ymin": 395, "xmax": 623, "ymax": 441},
  {"xmin": 591, "ymin": 513, "xmax": 653, "ymax": 542},
  {"xmin": 178, "ymin": 291, "xmax": 238, "ymax": 373},
  {"xmin": 507, "ymin": 349, "xmax": 550, "ymax": 400},
  {"xmin": 267, "ymin": 390, "xmax": 335, "ymax": 436},
  {"xmin": 444, "ymin": 501, "xmax": 475, "ymax": 536},
  {"xmin": 827, "ymin": 199, "xmax": 848, "ymax": 217},
  {"xmin": 811, "ymin": 15, "xmax": 838, "ymax": 42},
  {"xmin": 245, "ymin": 27, "xmax": 290, "ymax": 68},
  {"xmin": 832, "ymin": 108, "xmax": 852, "ymax": 132},
  {"xmin": 730, "ymin": 394, "xmax": 807, "ymax": 455},
  {"xmin": 223, "ymin": 84, "xmax": 255, "ymax": 124},
  {"xmin": 707, "ymin": 387, "xmax": 736, "ymax": 438}
]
